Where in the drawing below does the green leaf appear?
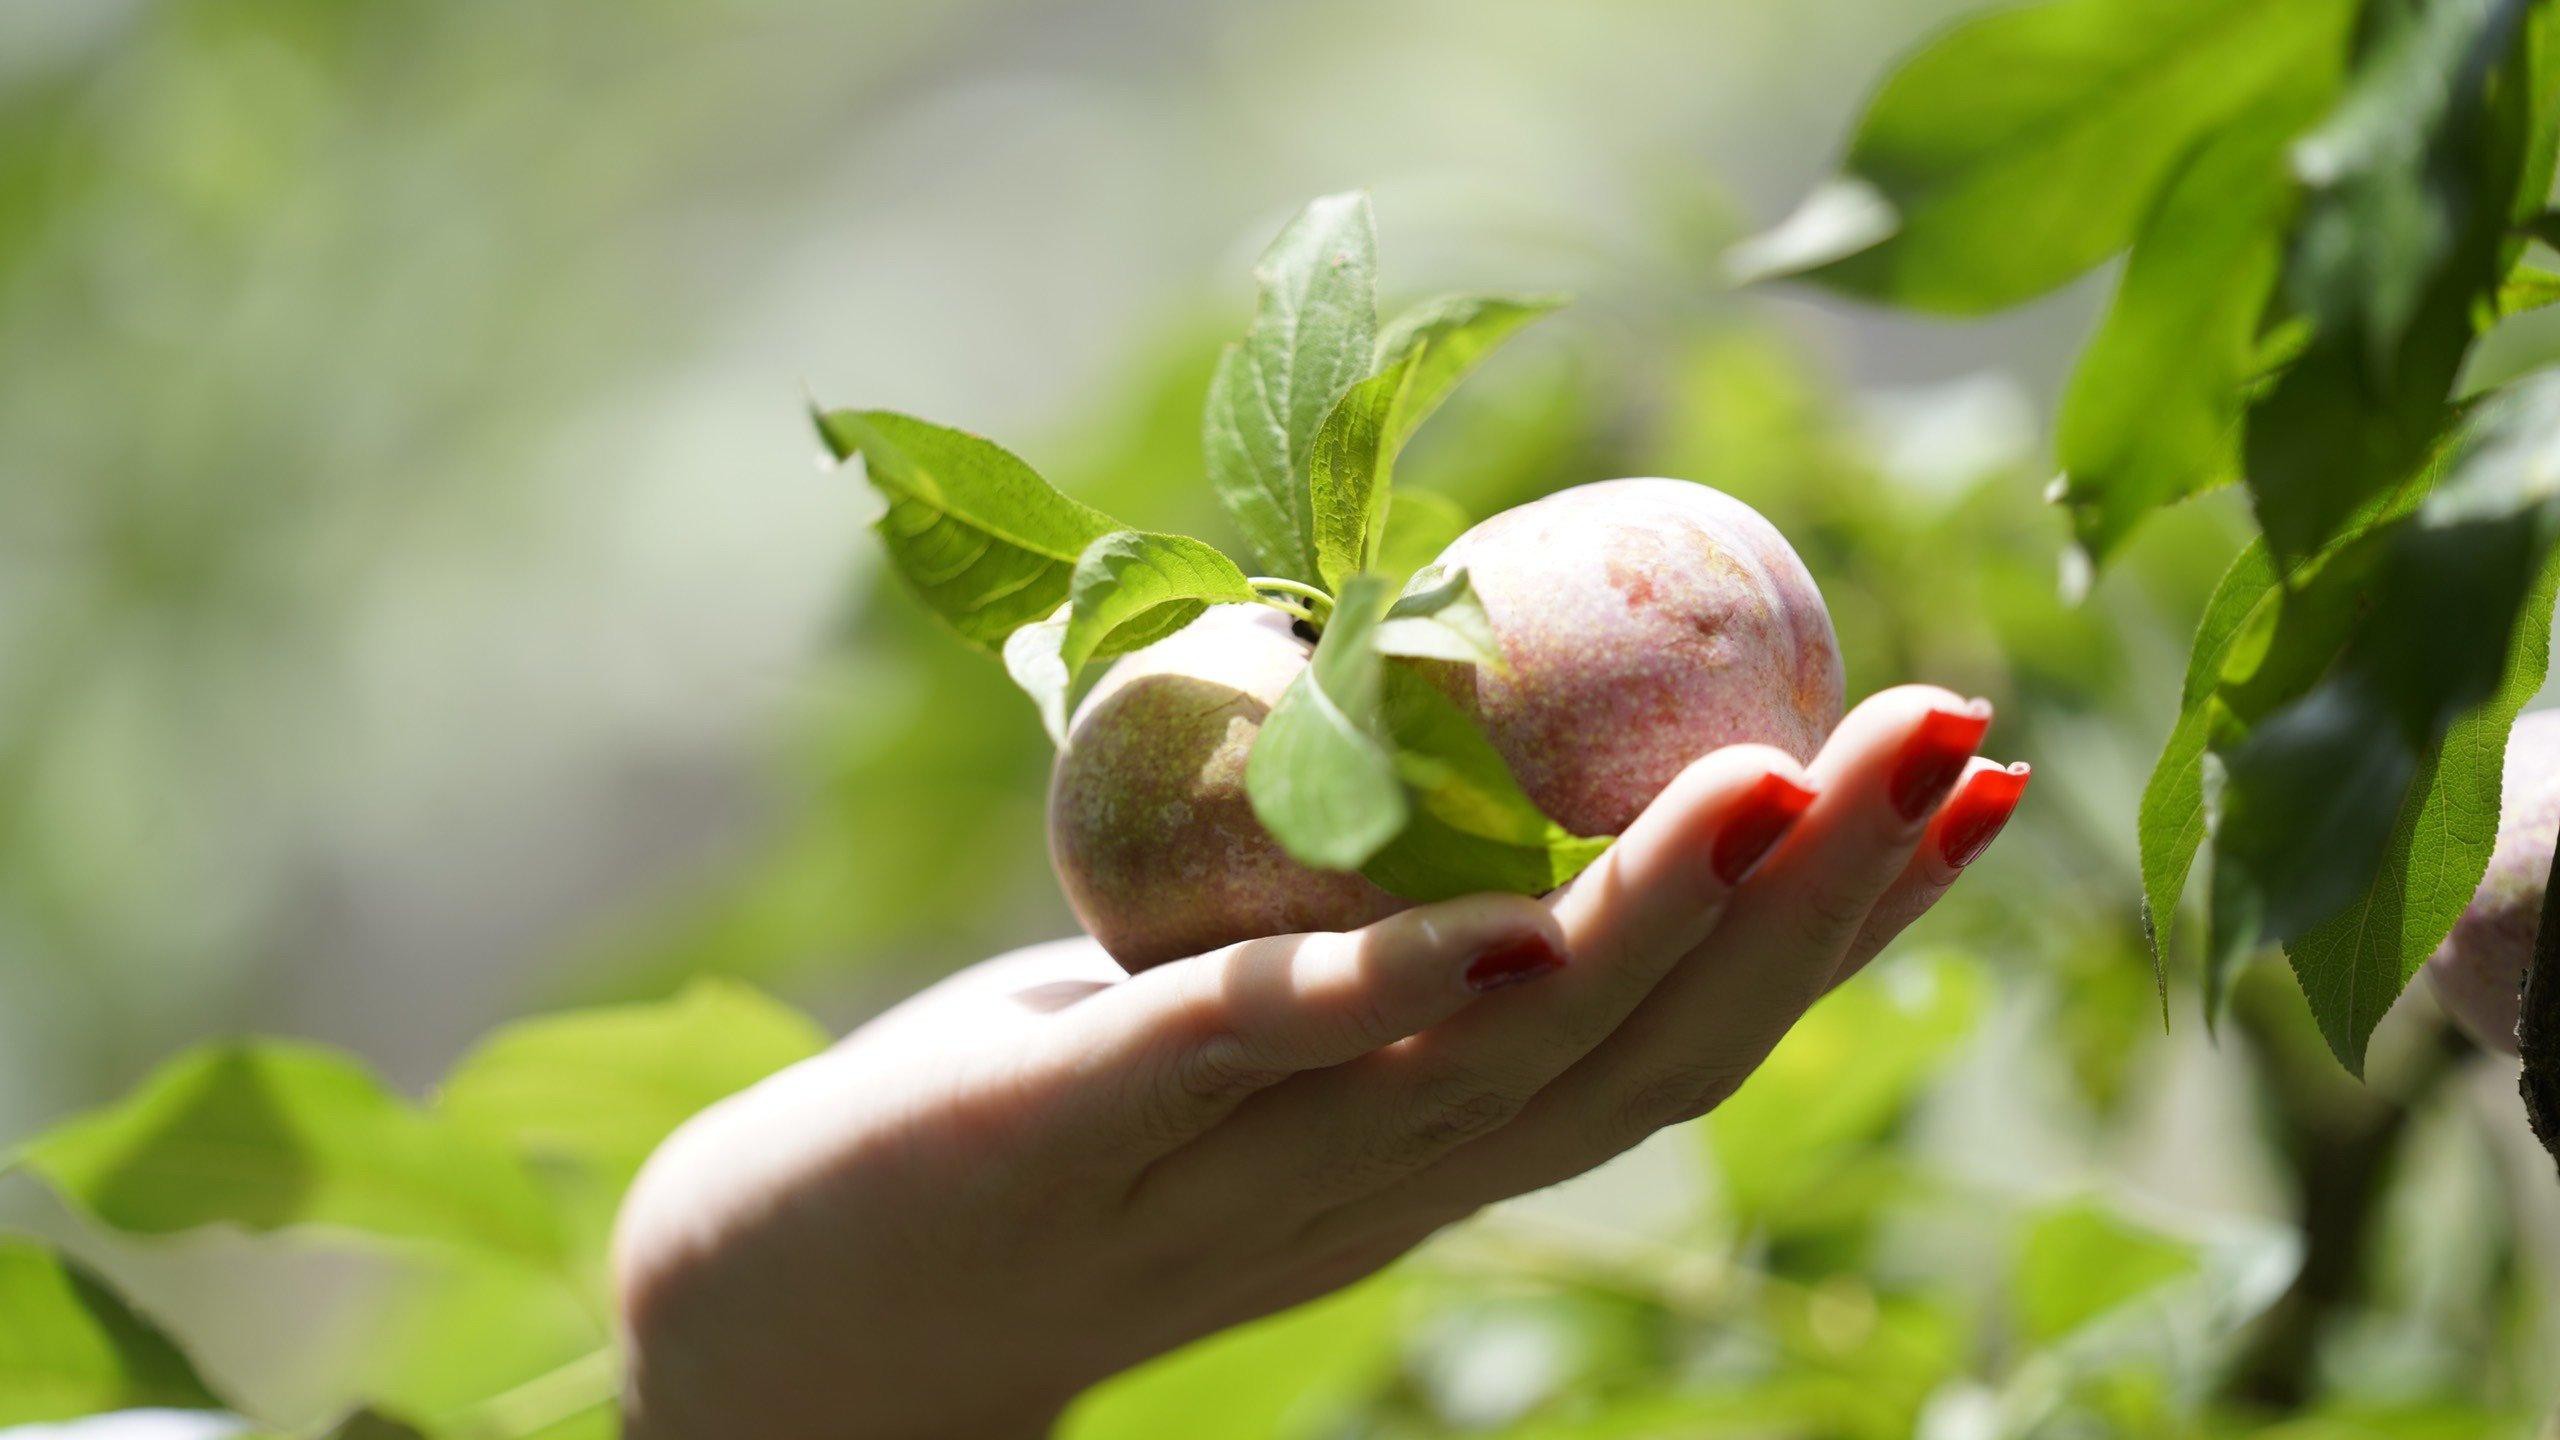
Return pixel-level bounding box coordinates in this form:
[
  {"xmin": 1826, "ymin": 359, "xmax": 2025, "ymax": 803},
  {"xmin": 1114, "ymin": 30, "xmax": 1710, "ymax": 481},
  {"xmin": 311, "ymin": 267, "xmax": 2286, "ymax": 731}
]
[
  {"xmin": 2283, "ymin": 547, "xmax": 2558, "ymax": 1070},
  {"xmin": 1202, "ymin": 193, "xmax": 1380, "ymax": 581},
  {"xmin": 1372, "ymin": 294, "xmax": 1560, "ymax": 446},
  {"xmin": 2245, "ymin": 0, "xmax": 2541, "ymax": 562},
  {"xmin": 18, "ymin": 1043, "xmax": 564, "ymax": 1264},
  {"xmin": 0, "ymin": 1237, "xmax": 223, "ymax": 1425},
  {"xmin": 1372, "ymin": 565, "xmax": 1505, "ymax": 672},
  {"xmin": 1061, "ymin": 1277, "xmax": 1405, "ymax": 1440},
  {"xmin": 1306, "ymin": 296, "xmax": 1555, "ymax": 591},
  {"xmin": 1307, "ymin": 359, "xmax": 1414, "ymax": 592},
  {"xmin": 1359, "ymin": 666, "xmax": 1610, "ymax": 901},
  {"xmin": 2136, "ymin": 542, "xmax": 2278, "ymax": 976},
  {"xmin": 815, "ymin": 409, "xmax": 1121, "ymax": 651},
  {"xmin": 1371, "ymin": 488, "xmax": 1472, "ymax": 584},
  {"xmin": 2211, "ymin": 373, "xmax": 2560, "ymax": 1061},
  {"xmin": 1732, "ymin": 0, "xmax": 2355, "ymax": 312},
  {"xmin": 437, "ymin": 979, "xmax": 827, "ymax": 1187},
  {"xmin": 1062, "ymin": 530, "xmax": 1258, "ymax": 680},
  {"xmin": 1244, "ymin": 575, "xmax": 1405, "ymax": 871},
  {"xmin": 1002, "ymin": 602, "xmax": 1076, "ymax": 747},
  {"xmin": 2052, "ymin": 88, "xmax": 2315, "ymax": 565}
]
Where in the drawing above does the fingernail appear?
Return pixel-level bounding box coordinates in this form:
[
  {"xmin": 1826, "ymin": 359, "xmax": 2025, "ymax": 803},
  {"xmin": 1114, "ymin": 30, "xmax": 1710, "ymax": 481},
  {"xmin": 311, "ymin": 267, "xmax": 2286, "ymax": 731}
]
[
  {"xmin": 1712, "ymin": 772, "xmax": 1819, "ymax": 885},
  {"xmin": 1940, "ymin": 762, "xmax": 2030, "ymax": 869},
  {"xmin": 1890, "ymin": 700, "xmax": 1992, "ymax": 821},
  {"xmin": 1465, "ymin": 933, "xmax": 1565, "ymax": 992}
]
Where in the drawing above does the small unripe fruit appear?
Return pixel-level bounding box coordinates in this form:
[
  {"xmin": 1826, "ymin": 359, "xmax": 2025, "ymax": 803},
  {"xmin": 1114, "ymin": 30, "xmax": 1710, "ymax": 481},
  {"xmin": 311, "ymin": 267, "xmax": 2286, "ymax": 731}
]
[
  {"xmin": 1048, "ymin": 605, "xmax": 1406, "ymax": 971},
  {"xmin": 1432, "ymin": 478, "xmax": 1845, "ymax": 835},
  {"xmin": 2425, "ymin": 709, "xmax": 2560, "ymax": 1053}
]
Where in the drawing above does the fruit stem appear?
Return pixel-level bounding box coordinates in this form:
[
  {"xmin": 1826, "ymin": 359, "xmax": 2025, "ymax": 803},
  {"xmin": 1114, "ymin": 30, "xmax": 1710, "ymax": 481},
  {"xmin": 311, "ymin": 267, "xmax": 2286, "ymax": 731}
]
[
  {"xmin": 2519, "ymin": 813, "xmax": 2560, "ymax": 1179},
  {"xmin": 1249, "ymin": 577, "xmax": 1334, "ymax": 627}
]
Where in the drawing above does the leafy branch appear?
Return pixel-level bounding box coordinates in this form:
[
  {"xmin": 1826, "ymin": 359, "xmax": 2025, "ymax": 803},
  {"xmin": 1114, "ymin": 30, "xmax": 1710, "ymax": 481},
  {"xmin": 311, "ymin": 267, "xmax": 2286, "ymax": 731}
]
[{"xmin": 1744, "ymin": 0, "xmax": 2560, "ymax": 1101}]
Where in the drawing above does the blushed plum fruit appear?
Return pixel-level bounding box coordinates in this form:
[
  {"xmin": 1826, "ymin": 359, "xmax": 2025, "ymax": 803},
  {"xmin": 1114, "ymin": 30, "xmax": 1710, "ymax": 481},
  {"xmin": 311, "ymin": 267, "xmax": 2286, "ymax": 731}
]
[
  {"xmin": 1049, "ymin": 604, "xmax": 1407, "ymax": 971},
  {"xmin": 2425, "ymin": 709, "xmax": 2560, "ymax": 1053},
  {"xmin": 1430, "ymin": 478, "xmax": 1845, "ymax": 836}
]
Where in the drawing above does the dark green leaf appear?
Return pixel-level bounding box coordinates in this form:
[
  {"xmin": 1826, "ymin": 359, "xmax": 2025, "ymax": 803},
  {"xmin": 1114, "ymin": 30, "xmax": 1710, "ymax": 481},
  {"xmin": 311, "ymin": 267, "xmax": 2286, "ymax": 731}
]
[
  {"xmin": 0, "ymin": 1237, "xmax": 222, "ymax": 1425},
  {"xmin": 816, "ymin": 409, "xmax": 1121, "ymax": 651},
  {"xmin": 1373, "ymin": 565, "xmax": 1505, "ymax": 672},
  {"xmin": 2053, "ymin": 89, "xmax": 2316, "ymax": 565},
  {"xmin": 1359, "ymin": 666, "xmax": 1609, "ymax": 901},
  {"xmin": 2283, "ymin": 548, "xmax": 2560, "ymax": 1071},
  {"xmin": 1062, "ymin": 531, "xmax": 1258, "ymax": 679},
  {"xmin": 2211, "ymin": 374, "xmax": 2560, "ymax": 1058},
  {"xmin": 18, "ymin": 1043, "xmax": 564, "ymax": 1263},
  {"xmin": 1244, "ymin": 575, "xmax": 1406, "ymax": 870},
  {"xmin": 1732, "ymin": 0, "xmax": 2355, "ymax": 312},
  {"xmin": 1371, "ymin": 488, "xmax": 1472, "ymax": 584},
  {"xmin": 437, "ymin": 979, "xmax": 828, "ymax": 1187},
  {"xmin": 1202, "ymin": 193, "xmax": 1379, "ymax": 581},
  {"xmin": 2245, "ymin": 0, "xmax": 2540, "ymax": 562}
]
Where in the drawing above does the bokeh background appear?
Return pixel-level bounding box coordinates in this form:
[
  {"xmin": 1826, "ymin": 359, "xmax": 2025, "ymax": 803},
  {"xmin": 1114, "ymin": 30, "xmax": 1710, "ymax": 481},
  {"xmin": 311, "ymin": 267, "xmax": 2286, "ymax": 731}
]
[{"xmin": 5, "ymin": 0, "xmax": 2559, "ymax": 1434}]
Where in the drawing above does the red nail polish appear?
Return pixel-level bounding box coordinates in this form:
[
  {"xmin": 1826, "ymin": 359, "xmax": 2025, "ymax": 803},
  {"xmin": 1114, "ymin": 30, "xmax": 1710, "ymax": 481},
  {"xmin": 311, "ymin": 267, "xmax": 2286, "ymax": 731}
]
[
  {"xmin": 1465, "ymin": 933, "xmax": 1564, "ymax": 992},
  {"xmin": 1940, "ymin": 762, "xmax": 2030, "ymax": 868},
  {"xmin": 1712, "ymin": 772, "xmax": 1819, "ymax": 884},
  {"xmin": 1890, "ymin": 701, "xmax": 1992, "ymax": 821}
]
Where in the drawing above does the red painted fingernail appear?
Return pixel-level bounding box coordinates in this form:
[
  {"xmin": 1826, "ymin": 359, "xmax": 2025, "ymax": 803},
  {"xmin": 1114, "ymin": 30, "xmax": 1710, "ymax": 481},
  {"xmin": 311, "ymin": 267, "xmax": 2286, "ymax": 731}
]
[
  {"xmin": 1464, "ymin": 933, "xmax": 1565, "ymax": 993},
  {"xmin": 1711, "ymin": 772, "xmax": 1819, "ymax": 885},
  {"xmin": 1940, "ymin": 762, "xmax": 2030, "ymax": 869},
  {"xmin": 1890, "ymin": 700, "xmax": 1992, "ymax": 821}
]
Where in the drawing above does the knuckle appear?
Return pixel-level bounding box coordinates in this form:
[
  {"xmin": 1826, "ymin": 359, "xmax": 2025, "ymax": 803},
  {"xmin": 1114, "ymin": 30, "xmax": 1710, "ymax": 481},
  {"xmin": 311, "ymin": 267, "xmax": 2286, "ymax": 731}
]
[
  {"xmin": 1394, "ymin": 1073, "xmax": 1526, "ymax": 1157},
  {"xmin": 1174, "ymin": 1033, "xmax": 1289, "ymax": 1103},
  {"xmin": 1612, "ymin": 1061, "xmax": 1749, "ymax": 1142}
]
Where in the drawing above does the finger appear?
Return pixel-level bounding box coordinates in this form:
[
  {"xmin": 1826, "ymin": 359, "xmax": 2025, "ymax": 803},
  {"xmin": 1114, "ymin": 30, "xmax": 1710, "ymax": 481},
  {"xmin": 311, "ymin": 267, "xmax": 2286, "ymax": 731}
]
[
  {"xmin": 1030, "ymin": 894, "xmax": 1568, "ymax": 1166},
  {"xmin": 1127, "ymin": 745, "xmax": 1817, "ymax": 1227},
  {"xmin": 1329, "ymin": 688, "xmax": 1987, "ymax": 1220},
  {"xmin": 1827, "ymin": 758, "xmax": 2030, "ymax": 989}
]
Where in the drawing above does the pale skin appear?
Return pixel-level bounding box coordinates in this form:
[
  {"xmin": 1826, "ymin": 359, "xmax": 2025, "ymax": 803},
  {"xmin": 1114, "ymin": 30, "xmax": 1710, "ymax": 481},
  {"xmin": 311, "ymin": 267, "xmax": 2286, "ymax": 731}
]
[{"xmin": 613, "ymin": 686, "xmax": 2026, "ymax": 1439}]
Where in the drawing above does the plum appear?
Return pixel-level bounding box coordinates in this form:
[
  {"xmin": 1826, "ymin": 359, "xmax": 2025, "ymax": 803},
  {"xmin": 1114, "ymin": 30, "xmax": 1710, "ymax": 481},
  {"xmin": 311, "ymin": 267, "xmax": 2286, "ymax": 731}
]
[
  {"xmin": 1049, "ymin": 479, "xmax": 1843, "ymax": 971},
  {"xmin": 1431, "ymin": 478, "xmax": 1844, "ymax": 835},
  {"xmin": 2425, "ymin": 708, "xmax": 2560, "ymax": 1053},
  {"xmin": 1049, "ymin": 605, "xmax": 1408, "ymax": 971}
]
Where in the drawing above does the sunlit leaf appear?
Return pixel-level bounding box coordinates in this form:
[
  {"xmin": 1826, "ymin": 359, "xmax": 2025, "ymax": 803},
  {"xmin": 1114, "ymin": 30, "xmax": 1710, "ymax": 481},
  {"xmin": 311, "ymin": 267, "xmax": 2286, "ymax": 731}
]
[
  {"xmin": 1203, "ymin": 193, "xmax": 1379, "ymax": 581},
  {"xmin": 1245, "ymin": 575, "xmax": 1405, "ymax": 870},
  {"xmin": 815, "ymin": 409, "xmax": 1121, "ymax": 651},
  {"xmin": 2053, "ymin": 91, "xmax": 2314, "ymax": 565},
  {"xmin": 1734, "ymin": 0, "xmax": 2354, "ymax": 312},
  {"xmin": 0, "ymin": 1238, "xmax": 222, "ymax": 1426},
  {"xmin": 1061, "ymin": 530, "xmax": 1257, "ymax": 679},
  {"xmin": 1373, "ymin": 566, "xmax": 1505, "ymax": 672}
]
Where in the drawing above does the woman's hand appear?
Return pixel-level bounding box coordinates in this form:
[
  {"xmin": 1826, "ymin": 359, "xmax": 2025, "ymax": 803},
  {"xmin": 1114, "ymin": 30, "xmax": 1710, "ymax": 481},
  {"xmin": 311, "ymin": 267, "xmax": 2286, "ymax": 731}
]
[{"xmin": 612, "ymin": 686, "xmax": 2028, "ymax": 1440}]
